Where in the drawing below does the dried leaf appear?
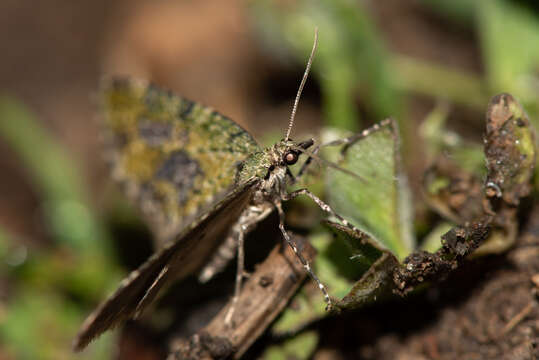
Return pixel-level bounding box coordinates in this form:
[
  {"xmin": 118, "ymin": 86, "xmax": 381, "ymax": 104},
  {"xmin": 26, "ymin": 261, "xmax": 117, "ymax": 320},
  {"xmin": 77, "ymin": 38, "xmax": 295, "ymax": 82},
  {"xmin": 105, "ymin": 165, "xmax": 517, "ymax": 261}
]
[{"xmin": 484, "ymin": 93, "xmax": 536, "ymax": 206}]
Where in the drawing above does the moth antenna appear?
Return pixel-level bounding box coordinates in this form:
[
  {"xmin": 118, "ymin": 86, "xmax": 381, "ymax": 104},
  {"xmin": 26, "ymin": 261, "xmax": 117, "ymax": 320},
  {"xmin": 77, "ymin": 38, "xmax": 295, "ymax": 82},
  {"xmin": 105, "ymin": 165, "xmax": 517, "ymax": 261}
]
[
  {"xmin": 290, "ymin": 145, "xmax": 367, "ymax": 184},
  {"xmin": 285, "ymin": 27, "xmax": 319, "ymax": 141}
]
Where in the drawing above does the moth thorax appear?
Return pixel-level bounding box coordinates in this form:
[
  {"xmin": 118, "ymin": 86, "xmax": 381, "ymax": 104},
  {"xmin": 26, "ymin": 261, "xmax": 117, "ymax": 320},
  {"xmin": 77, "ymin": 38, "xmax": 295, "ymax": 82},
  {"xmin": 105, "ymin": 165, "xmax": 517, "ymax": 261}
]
[{"xmin": 260, "ymin": 165, "xmax": 287, "ymax": 199}]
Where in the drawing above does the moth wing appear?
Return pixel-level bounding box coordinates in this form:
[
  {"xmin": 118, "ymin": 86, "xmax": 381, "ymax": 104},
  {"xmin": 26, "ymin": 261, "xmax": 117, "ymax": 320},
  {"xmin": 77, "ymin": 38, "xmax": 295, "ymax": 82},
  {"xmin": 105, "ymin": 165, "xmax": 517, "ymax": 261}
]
[
  {"xmin": 73, "ymin": 179, "xmax": 257, "ymax": 351},
  {"xmin": 102, "ymin": 77, "xmax": 261, "ymax": 243}
]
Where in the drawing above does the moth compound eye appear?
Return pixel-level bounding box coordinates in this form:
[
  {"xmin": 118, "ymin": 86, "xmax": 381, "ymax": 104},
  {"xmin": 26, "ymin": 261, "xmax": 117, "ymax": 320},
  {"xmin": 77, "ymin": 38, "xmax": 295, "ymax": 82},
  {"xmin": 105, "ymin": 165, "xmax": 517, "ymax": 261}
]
[{"xmin": 284, "ymin": 151, "xmax": 298, "ymax": 165}]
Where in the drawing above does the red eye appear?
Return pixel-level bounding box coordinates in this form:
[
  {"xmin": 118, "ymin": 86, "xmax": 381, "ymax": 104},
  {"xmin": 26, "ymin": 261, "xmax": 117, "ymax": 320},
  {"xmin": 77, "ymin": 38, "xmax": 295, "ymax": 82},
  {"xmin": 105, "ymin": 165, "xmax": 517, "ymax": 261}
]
[{"xmin": 284, "ymin": 151, "xmax": 298, "ymax": 165}]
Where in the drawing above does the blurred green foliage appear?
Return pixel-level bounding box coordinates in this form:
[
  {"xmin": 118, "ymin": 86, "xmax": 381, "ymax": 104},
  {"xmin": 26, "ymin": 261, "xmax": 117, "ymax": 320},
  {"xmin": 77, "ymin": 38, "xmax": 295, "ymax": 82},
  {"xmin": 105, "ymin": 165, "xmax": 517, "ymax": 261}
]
[
  {"xmin": 250, "ymin": 0, "xmax": 400, "ymax": 130},
  {"xmin": 0, "ymin": 98, "xmax": 121, "ymax": 359},
  {"xmin": 250, "ymin": 0, "xmax": 539, "ymax": 155}
]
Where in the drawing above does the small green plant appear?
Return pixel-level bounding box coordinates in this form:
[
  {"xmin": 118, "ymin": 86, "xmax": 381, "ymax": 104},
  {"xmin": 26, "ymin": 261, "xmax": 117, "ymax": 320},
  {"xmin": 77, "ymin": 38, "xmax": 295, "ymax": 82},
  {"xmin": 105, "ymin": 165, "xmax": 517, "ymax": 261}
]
[{"xmin": 266, "ymin": 93, "xmax": 535, "ymax": 359}]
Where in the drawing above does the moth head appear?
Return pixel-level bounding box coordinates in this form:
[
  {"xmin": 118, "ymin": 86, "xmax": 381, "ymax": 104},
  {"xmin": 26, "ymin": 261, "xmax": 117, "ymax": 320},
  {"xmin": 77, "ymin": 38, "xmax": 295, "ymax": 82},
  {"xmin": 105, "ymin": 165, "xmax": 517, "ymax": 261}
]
[
  {"xmin": 264, "ymin": 138, "xmax": 314, "ymax": 180},
  {"xmin": 281, "ymin": 138, "xmax": 314, "ymax": 166}
]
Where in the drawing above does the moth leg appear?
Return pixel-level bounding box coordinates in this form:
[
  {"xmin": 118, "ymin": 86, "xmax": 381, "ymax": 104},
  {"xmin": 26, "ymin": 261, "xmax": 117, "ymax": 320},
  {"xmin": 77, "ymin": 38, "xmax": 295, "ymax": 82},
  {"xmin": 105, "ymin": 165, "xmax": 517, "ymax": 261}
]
[
  {"xmin": 224, "ymin": 224, "xmax": 246, "ymax": 325},
  {"xmin": 285, "ymin": 167, "xmax": 296, "ymax": 184},
  {"xmin": 296, "ymin": 118, "xmax": 394, "ymax": 181},
  {"xmin": 295, "ymin": 144, "xmax": 320, "ymax": 182},
  {"xmin": 284, "ymin": 188, "xmax": 360, "ymax": 235},
  {"xmin": 281, "ymin": 188, "xmax": 372, "ymax": 308},
  {"xmin": 224, "ymin": 206, "xmax": 274, "ymax": 325},
  {"xmin": 201, "ymin": 204, "xmax": 274, "ymax": 285},
  {"xmin": 274, "ymin": 201, "xmax": 333, "ymax": 310},
  {"xmin": 198, "ymin": 231, "xmax": 238, "ymax": 283},
  {"xmin": 324, "ymin": 118, "xmax": 393, "ymax": 154}
]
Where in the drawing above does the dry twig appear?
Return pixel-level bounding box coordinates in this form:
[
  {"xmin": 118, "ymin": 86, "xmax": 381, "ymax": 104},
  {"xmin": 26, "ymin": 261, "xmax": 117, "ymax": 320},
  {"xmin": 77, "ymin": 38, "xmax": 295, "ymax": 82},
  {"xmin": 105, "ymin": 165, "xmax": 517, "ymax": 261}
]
[{"xmin": 168, "ymin": 236, "xmax": 316, "ymax": 359}]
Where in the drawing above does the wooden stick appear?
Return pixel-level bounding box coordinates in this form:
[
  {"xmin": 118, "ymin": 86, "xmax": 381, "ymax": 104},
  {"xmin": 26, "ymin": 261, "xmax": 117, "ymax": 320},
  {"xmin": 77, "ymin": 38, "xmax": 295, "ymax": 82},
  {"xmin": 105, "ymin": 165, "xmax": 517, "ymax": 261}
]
[{"xmin": 168, "ymin": 236, "xmax": 316, "ymax": 359}]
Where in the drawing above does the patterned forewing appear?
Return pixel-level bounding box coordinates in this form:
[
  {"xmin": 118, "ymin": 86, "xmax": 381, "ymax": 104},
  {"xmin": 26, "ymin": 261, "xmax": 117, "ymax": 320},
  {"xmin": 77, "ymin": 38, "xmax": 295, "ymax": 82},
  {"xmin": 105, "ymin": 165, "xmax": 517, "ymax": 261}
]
[
  {"xmin": 102, "ymin": 78, "xmax": 261, "ymax": 242},
  {"xmin": 73, "ymin": 180, "xmax": 257, "ymax": 351}
]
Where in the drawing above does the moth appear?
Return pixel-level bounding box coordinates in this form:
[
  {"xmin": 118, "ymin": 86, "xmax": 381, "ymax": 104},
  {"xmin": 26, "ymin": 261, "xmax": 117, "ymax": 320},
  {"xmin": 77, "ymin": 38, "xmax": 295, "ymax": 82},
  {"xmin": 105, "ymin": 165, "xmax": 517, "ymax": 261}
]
[{"xmin": 74, "ymin": 29, "xmax": 361, "ymax": 351}]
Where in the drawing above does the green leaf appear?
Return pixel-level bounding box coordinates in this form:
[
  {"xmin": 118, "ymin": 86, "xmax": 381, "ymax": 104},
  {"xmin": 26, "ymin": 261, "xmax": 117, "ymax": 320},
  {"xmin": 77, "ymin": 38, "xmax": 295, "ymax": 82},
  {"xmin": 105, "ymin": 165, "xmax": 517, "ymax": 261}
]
[
  {"xmin": 274, "ymin": 120, "xmax": 412, "ymax": 315},
  {"xmin": 263, "ymin": 331, "xmax": 318, "ymax": 360},
  {"xmin": 420, "ymin": 222, "xmax": 454, "ymax": 253},
  {"xmin": 323, "ymin": 120, "xmax": 415, "ymax": 260},
  {"xmin": 325, "ymin": 222, "xmax": 399, "ymax": 311}
]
